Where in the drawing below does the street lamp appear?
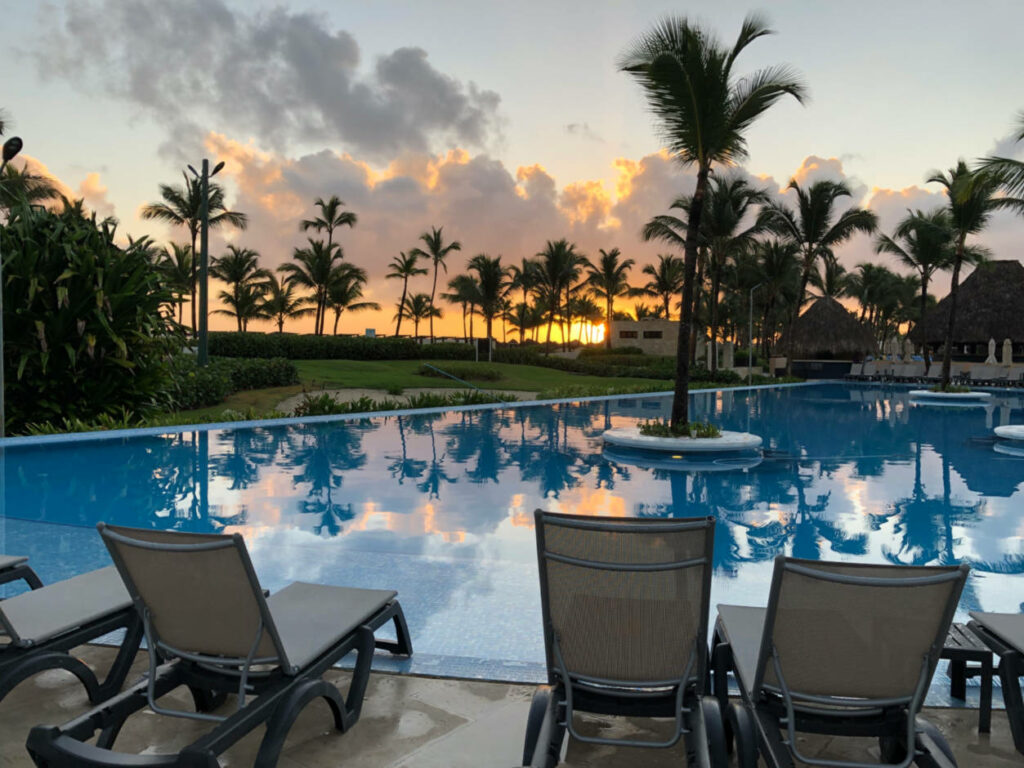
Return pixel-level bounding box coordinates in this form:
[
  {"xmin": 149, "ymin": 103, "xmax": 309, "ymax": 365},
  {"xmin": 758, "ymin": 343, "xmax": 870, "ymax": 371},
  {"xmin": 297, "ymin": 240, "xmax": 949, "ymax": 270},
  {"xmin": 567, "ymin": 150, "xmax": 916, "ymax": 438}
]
[
  {"xmin": 187, "ymin": 159, "xmax": 225, "ymax": 367},
  {"xmin": 748, "ymin": 283, "xmax": 763, "ymax": 386},
  {"xmin": 0, "ymin": 135, "xmax": 24, "ymax": 438}
]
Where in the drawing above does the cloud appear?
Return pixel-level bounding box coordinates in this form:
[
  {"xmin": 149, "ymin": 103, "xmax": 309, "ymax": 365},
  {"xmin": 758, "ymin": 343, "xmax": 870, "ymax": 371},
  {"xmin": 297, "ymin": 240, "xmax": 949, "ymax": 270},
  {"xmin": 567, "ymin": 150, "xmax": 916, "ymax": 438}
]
[
  {"xmin": 33, "ymin": 0, "xmax": 502, "ymax": 162},
  {"xmin": 565, "ymin": 123, "xmax": 604, "ymax": 142},
  {"xmin": 77, "ymin": 172, "xmax": 115, "ymax": 219}
]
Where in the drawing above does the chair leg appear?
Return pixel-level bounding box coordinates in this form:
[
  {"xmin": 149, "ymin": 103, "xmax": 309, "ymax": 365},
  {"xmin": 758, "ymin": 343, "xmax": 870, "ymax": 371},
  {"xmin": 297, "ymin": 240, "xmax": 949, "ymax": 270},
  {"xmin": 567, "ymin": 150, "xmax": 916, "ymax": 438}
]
[
  {"xmin": 0, "ymin": 564, "xmax": 43, "ymax": 591},
  {"xmin": 997, "ymin": 653, "xmax": 1024, "ymax": 754},
  {"xmin": 0, "ymin": 651, "xmax": 100, "ymax": 704},
  {"xmin": 373, "ymin": 601, "xmax": 413, "ymax": 656},
  {"xmin": 979, "ymin": 656, "xmax": 993, "ymax": 734},
  {"xmin": 94, "ymin": 615, "xmax": 144, "ymax": 702},
  {"xmin": 254, "ymin": 678, "xmax": 347, "ymax": 768},
  {"xmin": 948, "ymin": 659, "xmax": 966, "ymax": 700}
]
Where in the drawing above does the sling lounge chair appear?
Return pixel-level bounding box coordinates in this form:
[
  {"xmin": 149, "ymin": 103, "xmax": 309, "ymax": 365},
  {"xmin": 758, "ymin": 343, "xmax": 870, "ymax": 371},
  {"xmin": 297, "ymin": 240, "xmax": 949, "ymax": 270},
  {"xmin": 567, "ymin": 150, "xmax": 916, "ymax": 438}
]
[
  {"xmin": 0, "ymin": 563, "xmax": 142, "ymax": 706},
  {"xmin": 711, "ymin": 557, "xmax": 968, "ymax": 768},
  {"xmin": 522, "ymin": 511, "xmax": 727, "ymax": 768},
  {"xmin": 967, "ymin": 612, "xmax": 1024, "ymax": 756},
  {"xmin": 27, "ymin": 524, "xmax": 412, "ymax": 768}
]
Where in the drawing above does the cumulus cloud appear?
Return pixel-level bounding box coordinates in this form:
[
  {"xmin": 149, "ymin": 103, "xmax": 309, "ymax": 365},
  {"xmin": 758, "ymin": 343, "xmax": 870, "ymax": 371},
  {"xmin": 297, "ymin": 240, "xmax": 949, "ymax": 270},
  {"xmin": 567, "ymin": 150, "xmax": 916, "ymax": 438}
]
[
  {"xmin": 33, "ymin": 0, "xmax": 502, "ymax": 162},
  {"xmin": 565, "ymin": 123, "xmax": 604, "ymax": 142},
  {"xmin": 77, "ymin": 172, "xmax": 116, "ymax": 219}
]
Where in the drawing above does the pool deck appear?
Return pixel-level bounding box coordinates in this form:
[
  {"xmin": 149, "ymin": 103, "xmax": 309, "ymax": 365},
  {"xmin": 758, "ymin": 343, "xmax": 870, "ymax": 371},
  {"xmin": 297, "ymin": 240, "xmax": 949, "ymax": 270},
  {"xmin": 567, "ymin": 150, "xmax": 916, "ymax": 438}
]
[{"xmin": 0, "ymin": 646, "xmax": 1019, "ymax": 767}]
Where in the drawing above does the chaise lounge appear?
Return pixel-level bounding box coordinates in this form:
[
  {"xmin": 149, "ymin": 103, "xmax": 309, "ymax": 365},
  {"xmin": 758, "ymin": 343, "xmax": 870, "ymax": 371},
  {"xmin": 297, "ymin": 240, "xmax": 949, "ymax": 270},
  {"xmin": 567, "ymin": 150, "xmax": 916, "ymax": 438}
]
[
  {"xmin": 26, "ymin": 524, "xmax": 412, "ymax": 768},
  {"xmin": 966, "ymin": 611, "xmax": 1024, "ymax": 757}
]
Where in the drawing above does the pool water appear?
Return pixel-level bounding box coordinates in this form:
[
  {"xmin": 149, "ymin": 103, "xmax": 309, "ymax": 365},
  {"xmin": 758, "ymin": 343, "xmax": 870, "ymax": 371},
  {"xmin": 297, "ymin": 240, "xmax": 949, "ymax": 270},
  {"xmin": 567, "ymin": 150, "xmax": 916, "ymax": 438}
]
[{"xmin": 2, "ymin": 382, "xmax": 1023, "ymax": 689}]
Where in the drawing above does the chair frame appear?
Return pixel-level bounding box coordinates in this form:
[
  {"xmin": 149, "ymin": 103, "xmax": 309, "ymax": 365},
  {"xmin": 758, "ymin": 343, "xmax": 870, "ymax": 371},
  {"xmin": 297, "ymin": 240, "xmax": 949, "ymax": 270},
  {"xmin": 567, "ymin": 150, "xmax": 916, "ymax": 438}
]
[
  {"xmin": 712, "ymin": 558, "xmax": 967, "ymax": 768},
  {"xmin": 26, "ymin": 525, "xmax": 412, "ymax": 768},
  {"xmin": 966, "ymin": 618, "xmax": 1024, "ymax": 756},
  {"xmin": 523, "ymin": 511, "xmax": 727, "ymax": 768}
]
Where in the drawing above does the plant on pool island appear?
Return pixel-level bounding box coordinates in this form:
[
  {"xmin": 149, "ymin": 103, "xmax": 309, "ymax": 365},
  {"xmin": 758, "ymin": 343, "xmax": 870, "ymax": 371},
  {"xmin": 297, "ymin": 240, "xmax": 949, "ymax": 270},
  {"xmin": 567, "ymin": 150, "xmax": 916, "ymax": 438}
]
[
  {"xmin": 0, "ymin": 200, "xmax": 180, "ymax": 433},
  {"xmin": 928, "ymin": 384, "xmax": 971, "ymax": 394},
  {"xmin": 620, "ymin": 13, "xmax": 806, "ymax": 429},
  {"xmin": 638, "ymin": 419, "xmax": 722, "ymax": 439}
]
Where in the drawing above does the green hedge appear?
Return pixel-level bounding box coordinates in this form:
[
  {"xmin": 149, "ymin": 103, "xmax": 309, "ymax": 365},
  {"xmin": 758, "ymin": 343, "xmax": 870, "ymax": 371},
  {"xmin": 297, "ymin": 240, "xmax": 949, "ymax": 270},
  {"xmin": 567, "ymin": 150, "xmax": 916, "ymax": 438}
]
[
  {"xmin": 208, "ymin": 332, "xmax": 474, "ymax": 361},
  {"xmin": 168, "ymin": 356, "xmax": 299, "ymax": 410}
]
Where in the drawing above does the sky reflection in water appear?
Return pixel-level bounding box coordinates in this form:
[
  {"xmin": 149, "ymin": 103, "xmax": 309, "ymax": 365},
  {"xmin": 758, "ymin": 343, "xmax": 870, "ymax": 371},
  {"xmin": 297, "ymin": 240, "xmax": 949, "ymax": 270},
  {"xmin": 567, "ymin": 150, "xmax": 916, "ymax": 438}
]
[{"xmin": 2, "ymin": 382, "xmax": 1024, "ymax": 681}]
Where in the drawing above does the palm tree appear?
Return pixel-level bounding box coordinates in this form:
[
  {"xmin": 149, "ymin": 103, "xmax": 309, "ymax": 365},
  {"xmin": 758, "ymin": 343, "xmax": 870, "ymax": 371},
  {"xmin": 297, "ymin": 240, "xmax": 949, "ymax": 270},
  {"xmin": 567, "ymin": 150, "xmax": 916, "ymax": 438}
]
[
  {"xmin": 535, "ymin": 239, "xmax": 585, "ymax": 351},
  {"xmin": 214, "ymin": 281, "xmax": 266, "ymax": 332},
  {"xmin": 0, "ymin": 164, "xmax": 60, "ymax": 212},
  {"xmin": 809, "ymin": 252, "xmax": 850, "ymax": 300},
  {"xmin": 386, "ymin": 251, "xmax": 427, "ymax": 336},
  {"xmin": 467, "ymin": 255, "xmax": 510, "ymax": 360},
  {"xmin": 584, "ymin": 248, "xmax": 636, "ymax": 349},
  {"xmin": 409, "ymin": 226, "xmax": 461, "ymax": 342},
  {"xmin": 926, "ymin": 161, "xmax": 1022, "ymax": 387},
  {"xmin": 210, "ymin": 245, "xmax": 269, "ymax": 332},
  {"xmin": 260, "ymin": 274, "xmax": 311, "ymax": 333},
  {"xmin": 620, "ymin": 13, "xmax": 805, "ymax": 427},
  {"xmin": 141, "ymin": 172, "xmax": 247, "ymax": 333},
  {"xmin": 753, "ymin": 239, "xmax": 801, "ymax": 357},
  {"xmin": 641, "ymin": 254, "xmax": 686, "ymax": 319},
  {"xmin": 442, "ymin": 274, "xmax": 480, "ymax": 342},
  {"xmin": 874, "ymin": 209, "xmax": 957, "ymax": 368},
  {"xmin": 571, "ymin": 296, "xmax": 605, "ymax": 344},
  {"xmin": 977, "ymin": 112, "xmax": 1024, "ymax": 195},
  {"xmin": 299, "ymin": 195, "xmax": 357, "ymax": 251},
  {"xmin": 759, "ymin": 179, "xmax": 877, "ymax": 375},
  {"xmin": 398, "ymin": 293, "xmax": 439, "ymax": 341},
  {"xmin": 156, "ymin": 243, "xmax": 193, "ymax": 325},
  {"xmin": 325, "ymin": 263, "xmax": 380, "ymax": 335},
  {"xmin": 505, "ymin": 302, "xmax": 535, "ymax": 343},
  {"xmin": 279, "ymin": 239, "xmax": 342, "ymax": 335}
]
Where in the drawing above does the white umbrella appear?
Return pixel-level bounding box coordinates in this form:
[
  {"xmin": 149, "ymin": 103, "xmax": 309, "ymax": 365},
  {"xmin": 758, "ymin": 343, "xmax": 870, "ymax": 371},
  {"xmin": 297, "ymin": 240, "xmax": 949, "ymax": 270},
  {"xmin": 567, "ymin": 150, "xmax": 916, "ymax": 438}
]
[
  {"xmin": 1003, "ymin": 338, "xmax": 1013, "ymax": 366},
  {"xmin": 904, "ymin": 338, "xmax": 915, "ymax": 359},
  {"xmin": 985, "ymin": 337, "xmax": 997, "ymax": 364}
]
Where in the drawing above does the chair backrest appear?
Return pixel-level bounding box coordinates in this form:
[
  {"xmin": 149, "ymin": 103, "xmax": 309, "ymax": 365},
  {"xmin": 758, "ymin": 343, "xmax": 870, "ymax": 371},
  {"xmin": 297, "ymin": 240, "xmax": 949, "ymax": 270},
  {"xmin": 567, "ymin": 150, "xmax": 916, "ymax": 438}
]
[
  {"xmin": 848, "ymin": 363, "xmax": 863, "ymax": 376},
  {"xmin": 755, "ymin": 558, "xmax": 967, "ymax": 703},
  {"xmin": 534, "ymin": 511, "xmax": 714, "ymax": 688},
  {"xmin": 863, "ymin": 361, "xmax": 878, "ymax": 376},
  {"xmin": 99, "ymin": 524, "xmax": 287, "ymax": 666}
]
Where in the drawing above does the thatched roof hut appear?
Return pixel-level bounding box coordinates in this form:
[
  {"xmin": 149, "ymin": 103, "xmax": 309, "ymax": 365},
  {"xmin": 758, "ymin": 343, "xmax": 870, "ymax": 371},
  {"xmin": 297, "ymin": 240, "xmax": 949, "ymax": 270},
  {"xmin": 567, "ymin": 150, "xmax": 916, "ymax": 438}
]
[
  {"xmin": 911, "ymin": 260, "xmax": 1024, "ymax": 345},
  {"xmin": 776, "ymin": 297, "xmax": 877, "ymax": 359}
]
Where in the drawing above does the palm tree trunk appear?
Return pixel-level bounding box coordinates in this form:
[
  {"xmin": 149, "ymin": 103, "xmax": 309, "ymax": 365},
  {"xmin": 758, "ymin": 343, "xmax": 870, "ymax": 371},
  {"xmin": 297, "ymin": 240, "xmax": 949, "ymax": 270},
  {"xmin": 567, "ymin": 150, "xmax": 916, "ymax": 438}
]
[
  {"xmin": 189, "ymin": 230, "xmax": 198, "ymax": 336},
  {"xmin": 919, "ymin": 274, "xmax": 930, "ymax": 369},
  {"xmin": 429, "ymin": 262, "xmax": 439, "ymax": 343},
  {"xmin": 785, "ymin": 253, "xmax": 814, "ymax": 376},
  {"xmin": 689, "ymin": 252, "xmax": 705, "ymax": 365},
  {"xmin": 605, "ymin": 296, "xmax": 613, "ymax": 349},
  {"xmin": 710, "ymin": 269, "xmax": 721, "ymax": 374},
  {"xmin": 333, "ymin": 308, "xmax": 341, "ymax": 336},
  {"xmin": 414, "ymin": 317, "xmax": 420, "ymax": 340},
  {"xmin": 940, "ymin": 246, "xmax": 964, "ymax": 388},
  {"xmin": 395, "ymin": 279, "xmax": 408, "ymax": 336},
  {"xmin": 671, "ymin": 164, "xmax": 710, "ymax": 429},
  {"xmin": 486, "ymin": 316, "xmax": 494, "ymax": 361},
  {"xmin": 277, "ymin": 317, "xmax": 284, "ymax": 333},
  {"xmin": 469, "ymin": 306, "xmax": 475, "ymax": 342},
  {"xmin": 461, "ymin": 303, "xmax": 467, "ymax": 342}
]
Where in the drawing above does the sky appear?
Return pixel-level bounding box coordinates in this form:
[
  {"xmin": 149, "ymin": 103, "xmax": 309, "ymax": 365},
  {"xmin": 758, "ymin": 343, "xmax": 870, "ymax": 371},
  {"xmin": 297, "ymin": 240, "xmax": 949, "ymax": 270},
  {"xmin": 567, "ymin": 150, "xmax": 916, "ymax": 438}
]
[{"xmin": 4, "ymin": 0, "xmax": 1024, "ymax": 335}]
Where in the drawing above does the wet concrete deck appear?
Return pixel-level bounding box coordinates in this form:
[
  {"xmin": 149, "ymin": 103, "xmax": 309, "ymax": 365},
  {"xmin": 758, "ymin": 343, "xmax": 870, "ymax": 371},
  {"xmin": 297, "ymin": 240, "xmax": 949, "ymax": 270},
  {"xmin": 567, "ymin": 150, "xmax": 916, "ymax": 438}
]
[{"xmin": 0, "ymin": 646, "xmax": 1019, "ymax": 766}]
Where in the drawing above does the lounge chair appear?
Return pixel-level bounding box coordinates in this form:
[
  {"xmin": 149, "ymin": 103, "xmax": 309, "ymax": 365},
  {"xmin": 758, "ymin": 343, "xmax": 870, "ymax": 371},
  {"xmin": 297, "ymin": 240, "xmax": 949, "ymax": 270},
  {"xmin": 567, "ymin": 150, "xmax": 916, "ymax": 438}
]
[
  {"xmin": 0, "ymin": 564, "xmax": 143, "ymax": 705},
  {"xmin": 845, "ymin": 363, "xmax": 865, "ymax": 381},
  {"xmin": 967, "ymin": 612, "xmax": 1024, "ymax": 756},
  {"xmin": 522, "ymin": 511, "xmax": 727, "ymax": 768},
  {"xmin": 27, "ymin": 524, "xmax": 412, "ymax": 768},
  {"xmin": 711, "ymin": 557, "xmax": 968, "ymax": 768},
  {"xmin": 0, "ymin": 555, "xmax": 43, "ymax": 591}
]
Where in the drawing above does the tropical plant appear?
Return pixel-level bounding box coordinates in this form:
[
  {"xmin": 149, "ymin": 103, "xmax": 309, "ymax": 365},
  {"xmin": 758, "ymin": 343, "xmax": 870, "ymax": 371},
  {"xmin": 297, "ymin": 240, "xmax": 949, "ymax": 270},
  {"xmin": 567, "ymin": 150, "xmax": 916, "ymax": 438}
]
[
  {"xmin": 299, "ymin": 195, "xmax": 357, "ymax": 251},
  {"xmin": 214, "ymin": 280, "xmax": 266, "ymax": 332},
  {"xmin": 507, "ymin": 258, "xmax": 540, "ymax": 341},
  {"xmin": 0, "ymin": 164, "xmax": 60, "ymax": 212},
  {"xmin": 809, "ymin": 252, "xmax": 850, "ymax": 300},
  {"xmin": 926, "ymin": 161, "xmax": 1021, "ymax": 386},
  {"xmin": 210, "ymin": 245, "xmax": 269, "ymax": 332},
  {"xmin": 571, "ymin": 295, "xmax": 605, "ymax": 344},
  {"xmin": 156, "ymin": 243, "xmax": 193, "ymax": 325},
  {"xmin": 0, "ymin": 200, "xmax": 180, "ymax": 433},
  {"xmin": 584, "ymin": 247, "xmax": 636, "ymax": 349},
  {"xmin": 386, "ymin": 251, "xmax": 427, "ymax": 336},
  {"xmin": 409, "ymin": 226, "xmax": 461, "ymax": 342},
  {"xmin": 398, "ymin": 293, "xmax": 440, "ymax": 340},
  {"xmin": 140, "ymin": 173, "xmax": 247, "ymax": 332},
  {"xmin": 535, "ymin": 238, "xmax": 586, "ymax": 350},
  {"xmin": 325, "ymin": 263, "xmax": 380, "ymax": 335},
  {"xmin": 640, "ymin": 254, "xmax": 686, "ymax": 319},
  {"xmin": 467, "ymin": 254, "xmax": 510, "ymax": 359},
  {"xmin": 442, "ymin": 274, "xmax": 480, "ymax": 342},
  {"xmin": 753, "ymin": 239, "xmax": 801, "ymax": 356},
  {"xmin": 278, "ymin": 239, "xmax": 342, "ymax": 335},
  {"xmin": 759, "ymin": 179, "xmax": 877, "ymax": 374},
  {"xmin": 620, "ymin": 13, "xmax": 805, "ymax": 426},
  {"xmin": 259, "ymin": 273, "xmax": 311, "ymax": 333}
]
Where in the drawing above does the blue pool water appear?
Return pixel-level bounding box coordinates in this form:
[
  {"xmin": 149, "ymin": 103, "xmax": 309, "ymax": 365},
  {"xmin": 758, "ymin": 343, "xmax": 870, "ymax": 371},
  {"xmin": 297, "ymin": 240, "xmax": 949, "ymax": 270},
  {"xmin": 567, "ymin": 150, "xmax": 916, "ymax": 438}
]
[{"xmin": 2, "ymin": 382, "xmax": 1024, "ymax": 693}]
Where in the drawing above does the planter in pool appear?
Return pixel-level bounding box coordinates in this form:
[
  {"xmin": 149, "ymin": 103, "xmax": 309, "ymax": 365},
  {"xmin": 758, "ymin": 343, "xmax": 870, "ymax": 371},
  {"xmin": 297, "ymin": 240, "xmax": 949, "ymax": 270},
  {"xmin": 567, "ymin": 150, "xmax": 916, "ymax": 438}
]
[
  {"xmin": 994, "ymin": 441, "xmax": 1024, "ymax": 458},
  {"xmin": 908, "ymin": 390, "xmax": 992, "ymax": 402},
  {"xmin": 995, "ymin": 425, "xmax": 1024, "ymax": 441},
  {"xmin": 603, "ymin": 447, "xmax": 763, "ymax": 472},
  {"xmin": 601, "ymin": 426, "xmax": 762, "ymax": 453}
]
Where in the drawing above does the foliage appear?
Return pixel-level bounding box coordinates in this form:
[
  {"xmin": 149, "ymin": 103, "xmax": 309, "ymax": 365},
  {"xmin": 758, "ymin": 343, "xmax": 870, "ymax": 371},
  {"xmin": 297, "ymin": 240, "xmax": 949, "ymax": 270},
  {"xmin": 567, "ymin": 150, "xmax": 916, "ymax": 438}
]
[
  {"xmin": 929, "ymin": 384, "xmax": 971, "ymax": 394},
  {"xmin": 418, "ymin": 362, "xmax": 503, "ymax": 381},
  {"xmin": 21, "ymin": 406, "xmax": 288, "ymax": 435},
  {"xmin": 1, "ymin": 201, "xmax": 180, "ymax": 434},
  {"xmin": 578, "ymin": 346, "xmax": 645, "ymax": 357},
  {"xmin": 289, "ymin": 389, "xmax": 518, "ymax": 417},
  {"xmin": 207, "ymin": 332, "xmax": 475, "ymax": 360},
  {"xmin": 638, "ymin": 419, "xmax": 722, "ymax": 438},
  {"xmin": 167, "ymin": 355, "xmax": 299, "ymax": 410}
]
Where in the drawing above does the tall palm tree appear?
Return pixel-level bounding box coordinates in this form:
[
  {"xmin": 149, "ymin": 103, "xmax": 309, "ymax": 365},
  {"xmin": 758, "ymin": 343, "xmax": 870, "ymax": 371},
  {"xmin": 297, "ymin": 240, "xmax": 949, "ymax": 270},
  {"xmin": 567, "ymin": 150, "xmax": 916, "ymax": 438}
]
[
  {"xmin": 508, "ymin": 258, "xmax": 539, "ymax": 327},
  {"xmin": 874, "ymin": 209, "xmax": 957, "ymax": 368},
  {"xmin": 325, "ymin": 263, "xmax": 380, "ymax": 335},
  {"xmin": 809, "ymin": 252, "xmax": 850, "ymax": 300},
  {"xmin": 584, "ymin": 247, "xmax": 637, "ymax": 349},
  {"xmin": 0, "ymin": 164, "xmax": 60, "ymax": 212},
  {"xmin": 505, "ymin": 302, "xmax": 536, "ymax": 343},
  {"xmin": 409, "ymin": 226, "xmax": 461, "ymax": 342},
  {"xmin": 398, "ymin": 293, "xmax": 439, "ymax": 341},
  {"xmin": 156, "ymin": 243, "xmax": 194, "ymax": 325},
  {"xmin": 386, "ymin": 251, "xmax": 427, "ymax": 336},
  {"xmin": 760, "ymin": 179, "xmax": 877, "ymax": 375},
  {"xmin": 278, "ymin": 239, "xmax": 342, "ymax": 335},
  {"xmin": 620, "ymin": 13, "xmax": 806, "ymax": 427},
  {"xmin": 141, "ymin": 173, "xmax": 247, "ymax": 333},
  {"xmin": 442, "ymin": 274, "xmax": 480, "ymax": 342},
  {"xmin": 535, "ymin": 239, "xmax": 586, "ymax": 351},
  {"xmin": 641, "ymin": 254, "xmax": 686, "ymax": 319},
  {"xmin": 214, "ymin": 281, "xmax": 266, "ymax": 332},
  {"xmin": 926, "ymin": 161, "xmax": 1022, "ymax": 387},
  {"xmin": 467, "ymin": 255, "xmax": 510, "ymax": 360},
  {"xmin": 299, "ymin": 195, "xmax": 357, "ymax": 251},
  {"xmin": 210, "ymin": 245, "xmax": 269, "ymax": 332},
  {"xmin": 260, "ymin": 274, "xmax": 312, "ymax": 333},
  {"xmin": 754, "ymin": 239, "xmax": 800, "ymax": 357},
  {"xmin": 977, "ymin": 112, "xmax": 1024, "ymax": 195}
]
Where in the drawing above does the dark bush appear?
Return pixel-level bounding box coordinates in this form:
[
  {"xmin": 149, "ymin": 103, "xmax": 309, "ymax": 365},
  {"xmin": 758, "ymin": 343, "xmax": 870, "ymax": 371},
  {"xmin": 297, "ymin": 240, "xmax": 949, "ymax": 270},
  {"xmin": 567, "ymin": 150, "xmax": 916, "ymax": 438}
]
[
  {"xmin": 167, "ymin": 356, "xmax": 299, "ymax": 410},
  {"xmin": 208, "ymin": 332, "xmax": 474, "ymax": 361},
  {"xmin": 418, "ymin": 362, "xmax": 502, "ymax": 381},
  {"xmin": 578, "ymin": 346, "xmax": 644, "ymax": 357}
]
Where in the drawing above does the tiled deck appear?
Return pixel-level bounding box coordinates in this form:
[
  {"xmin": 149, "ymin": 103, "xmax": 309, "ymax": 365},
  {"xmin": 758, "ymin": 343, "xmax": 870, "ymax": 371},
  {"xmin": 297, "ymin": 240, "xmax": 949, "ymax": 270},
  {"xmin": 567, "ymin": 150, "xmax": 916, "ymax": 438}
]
[{"xmin": 0, "ymin": 646, "xmax": 1019, "ymax": 767}]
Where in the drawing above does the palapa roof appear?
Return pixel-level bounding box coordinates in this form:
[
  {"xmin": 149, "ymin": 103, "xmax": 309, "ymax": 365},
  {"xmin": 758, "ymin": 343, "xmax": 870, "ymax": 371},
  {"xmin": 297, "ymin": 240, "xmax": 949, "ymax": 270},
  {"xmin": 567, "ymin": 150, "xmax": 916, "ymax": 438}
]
[
  {"xmin": 776, "ymin": 297, "xmax": 877, "ymax": 359},
  {"xmin": 911, "ymin": 260, "xmax": 1024, "ymax": 344}
]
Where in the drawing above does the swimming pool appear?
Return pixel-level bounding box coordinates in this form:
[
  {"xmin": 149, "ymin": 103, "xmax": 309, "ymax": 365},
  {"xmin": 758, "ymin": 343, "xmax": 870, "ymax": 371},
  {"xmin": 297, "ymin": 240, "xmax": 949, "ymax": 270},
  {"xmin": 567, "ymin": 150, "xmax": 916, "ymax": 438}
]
[{"xmin": 2, "ymin": 382, "xmax": 1023, "ymax": 693}]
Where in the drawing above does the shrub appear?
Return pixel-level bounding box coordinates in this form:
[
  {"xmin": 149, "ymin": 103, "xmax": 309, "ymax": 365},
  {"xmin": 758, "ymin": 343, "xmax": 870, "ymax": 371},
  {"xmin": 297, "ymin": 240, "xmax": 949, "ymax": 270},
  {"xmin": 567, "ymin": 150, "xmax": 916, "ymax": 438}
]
[
  {"xmin": 418, "ymin": 362, "xmax": 502, "ymax": 381},
  {"xmin": 208, "ymin": 332, "xmax": 474, "ymax": 361},
  {"xmin": 638, "ymin": 419, "xmax": 722, "ymax": 438},
  {"xmin": 578, "ymin": 346, "xmax": 644, "ymax": 357},
  {"xmin": 289, "ymin": 389, "xmax": 517, "ymax": 417},
  {"xmin": 1, "ymin": 201, "xmax": 180, "ymax": 433},
  {"xmin": 166, "ymin": 356, "xmax": 299, "ymax": 411}
]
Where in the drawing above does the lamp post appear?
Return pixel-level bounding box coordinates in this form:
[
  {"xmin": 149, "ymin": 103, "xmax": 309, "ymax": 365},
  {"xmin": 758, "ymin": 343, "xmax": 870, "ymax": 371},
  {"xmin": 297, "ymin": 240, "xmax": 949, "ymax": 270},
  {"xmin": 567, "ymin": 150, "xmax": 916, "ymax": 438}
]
[
  {"xmin": 748, "ymin": 283, "xmax": 763, "ymax": 386},
  {"xmin": 187, "ymin": 159, "xmax": 225, "ymax": 367},
  {"xmin": 0, "ymin": 135, "xmax": 24, "ymax": 438}
]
